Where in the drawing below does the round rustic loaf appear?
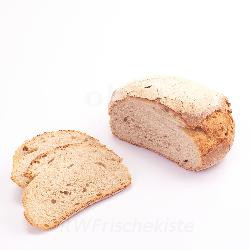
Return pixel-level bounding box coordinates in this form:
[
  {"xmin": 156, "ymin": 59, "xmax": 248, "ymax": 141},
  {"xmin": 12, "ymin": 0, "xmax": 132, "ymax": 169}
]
[{"xmin": 109, "ymin": 76, "xmax": 235, "ymax": 171}]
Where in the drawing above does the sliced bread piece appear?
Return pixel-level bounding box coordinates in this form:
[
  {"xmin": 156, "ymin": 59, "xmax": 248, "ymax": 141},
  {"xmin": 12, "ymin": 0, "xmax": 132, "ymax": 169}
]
[
  {"xmin": 12, "ymin": 130, "xmax": 98, "ymax": 188},
  {"xmin": 109, "ymin": 76, "xmax": 235, "ymax": 171},
  {"xmin": 22, "ymin": 143, "xmax": 131, "ymax": 230},
  {"xmin": 24, "ymin": 141, "xmax": 122, "ymax": 182}
]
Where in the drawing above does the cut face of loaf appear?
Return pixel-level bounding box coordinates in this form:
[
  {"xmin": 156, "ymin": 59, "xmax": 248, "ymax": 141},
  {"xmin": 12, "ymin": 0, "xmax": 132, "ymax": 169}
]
[
  {"xmin": 12, "ymin": 130, "xmax": 98, "ymax": 188},
  {"xmin": 109, "ymin": 76, "xmax": 235, "ymax": 171},
  {"xmin": 22, "ymin": 143, "xmax": 131, "ymax": 230}
]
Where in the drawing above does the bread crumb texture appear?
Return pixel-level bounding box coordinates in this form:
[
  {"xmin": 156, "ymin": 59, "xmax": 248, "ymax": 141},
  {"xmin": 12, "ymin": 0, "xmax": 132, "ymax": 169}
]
[
  {"xmin": 12, "ymin": 130, "xmax": 97, "ymax": 188},
  {"xmin": 12, "ymin": 131, "xmax": 131, "ymax": 230}
]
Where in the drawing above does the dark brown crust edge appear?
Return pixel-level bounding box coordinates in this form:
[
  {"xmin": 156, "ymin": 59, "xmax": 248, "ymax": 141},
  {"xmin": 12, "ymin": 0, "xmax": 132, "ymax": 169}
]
[{"xmin": 185, "ymin": 100, "xmax": 235, "ymax": 170}]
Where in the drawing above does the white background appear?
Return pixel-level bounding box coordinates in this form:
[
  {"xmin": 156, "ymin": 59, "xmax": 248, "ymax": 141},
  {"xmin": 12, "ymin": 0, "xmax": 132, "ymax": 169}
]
[{"xmin": 0, "ymin": 0, "xmax": 249, "ymax": 249}]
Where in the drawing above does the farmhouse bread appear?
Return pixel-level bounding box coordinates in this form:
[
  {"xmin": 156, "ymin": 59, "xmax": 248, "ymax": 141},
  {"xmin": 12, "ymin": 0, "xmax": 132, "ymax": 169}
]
[
  {"xmin": 22, "ymin": 143, "xmax": 131, "ymax": 230},
  {"xmin": 12, "ymin": 130, "xmax": 98, "ymax": 187},
  {"xmin": 25, "ymin": 141, "xmax": 123, "ymax": 181},
  {"xmin": 109, "ymin": 76, "xmax": 235, "ymax": 171}
]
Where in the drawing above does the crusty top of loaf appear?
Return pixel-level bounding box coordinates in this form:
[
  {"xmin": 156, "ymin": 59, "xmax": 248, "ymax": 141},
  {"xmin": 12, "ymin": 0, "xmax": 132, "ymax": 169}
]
[{"xmin": 110, "ymin": 76, "xmax": 228, "ymax": 126}]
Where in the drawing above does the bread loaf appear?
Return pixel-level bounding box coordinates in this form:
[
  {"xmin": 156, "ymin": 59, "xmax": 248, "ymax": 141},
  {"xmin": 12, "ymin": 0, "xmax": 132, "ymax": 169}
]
[{"xmin": 109, "ymin": 76, "xmax": 235, "ymax": 171}]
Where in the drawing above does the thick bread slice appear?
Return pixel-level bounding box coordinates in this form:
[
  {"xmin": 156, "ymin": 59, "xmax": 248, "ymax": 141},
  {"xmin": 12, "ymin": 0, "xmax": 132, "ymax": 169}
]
[
  {"xmin": 22, "ymin": 143, "xmax": 131, "ymax": 230},
  {"xmin": 109, "ymin": 76, "xmax": 235, "ymax": 171},
  {"xmin": 25, "ymin": 141, "xmax": 122, "ymax": 181},
  {"xmin": 12, "ymin": 130, "xmax": 98, "ymax": 188}
]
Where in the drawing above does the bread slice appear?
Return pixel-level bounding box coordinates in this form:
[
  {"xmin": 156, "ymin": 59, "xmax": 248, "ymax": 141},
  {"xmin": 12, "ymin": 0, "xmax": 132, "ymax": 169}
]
[
  {"xmin": 22, "ymin": 143, "xmax": 131, "ymax": 230},
  {"xmin": 25, "ymin": 141, "xmax": 123, "ymax": 181},
  {"xmin": 109, "ymin": 76, "xmax": 235, "ymax": 171},
  {"xmin": 12, "ymin": 130, "xmax": 98, "ymax": 188}
]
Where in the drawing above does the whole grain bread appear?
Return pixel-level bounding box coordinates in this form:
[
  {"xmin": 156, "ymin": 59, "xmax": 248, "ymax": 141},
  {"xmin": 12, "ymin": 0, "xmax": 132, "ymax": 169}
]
[
  {"xmin": 109, "ymin": 76, "xmax": 235, "ymax": 171},
  {"xmin": 22, "ymin": 143, "xmax": 131, "ymax": 230},
  {"xmin": 12, "ymin": 130, "xmax": 98, "ymax": 187}
]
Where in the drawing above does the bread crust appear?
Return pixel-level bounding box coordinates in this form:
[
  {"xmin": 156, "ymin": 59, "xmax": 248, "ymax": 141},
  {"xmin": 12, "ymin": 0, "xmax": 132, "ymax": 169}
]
[
  {"xmin": 109, "ymin": 77, "xmax": 235, "ymax": 170},
  {"xmin": 110, "ymin": 76, "xmax": 227, "ymax": 127},
  {"xmin": 185, "ymin": 104, "xmax": 235, "ymax": 170}
]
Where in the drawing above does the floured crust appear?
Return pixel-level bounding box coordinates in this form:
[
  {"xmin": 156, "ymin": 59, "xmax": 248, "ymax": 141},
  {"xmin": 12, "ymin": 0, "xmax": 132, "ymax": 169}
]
[
  {"xmin": 110, "ymin": 76, "xmax": 226, "ymax": 126},
  {"xmin": 109, "ymin": 76, "xmax": 235, "ymax": 170}
]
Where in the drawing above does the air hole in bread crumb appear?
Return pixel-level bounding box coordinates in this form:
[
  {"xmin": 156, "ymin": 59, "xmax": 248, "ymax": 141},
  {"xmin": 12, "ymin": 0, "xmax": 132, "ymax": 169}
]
[
  {"xmin": 82, "ymin": 188, "xmax": 87, "ymax": 193},
  {"xmin": 60, "ymin": 191, "xmax": 70, "ymax": 195},
  {"xmin": 97, "ymin": 193, "xmax": 102, "ymax": 196},
  {"xmin": 95, "ymin": 162, "xmax": 106, "ymax": 168},
  {"xmin": 86, "ymin": 181, "xmax": 93, "ymax": 187},
  {"xmin": 74, "ymin": 203, "xmax": 80, "ymax": 206},
  {"xmin": 144, "ymin": 85, "xmax": 152, "ymax": 88},
  {"xmin": 51, "ymin": 199, "xmax": 56, "ymax": 204},
  {"xmin": 184, "ymin": 160, "xmax": 188, "ymax": 163},
  {"xmin": 124, "ymin": 116, "xmax": 128, "ymax": 122},
  {"xmin": 67, "ymin": 164, "xmax": 74, "ymax": 169},
  {"xmin": 22, "ymin": 146, "xmax": 38, "ymax": 154},
  {"xmin": 48, "ymin": 158, "xmax": 55, "ymax": 164},
  {"xmin": 44, "ymin": 224, "xmax": 50, "ymax": 228}
]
